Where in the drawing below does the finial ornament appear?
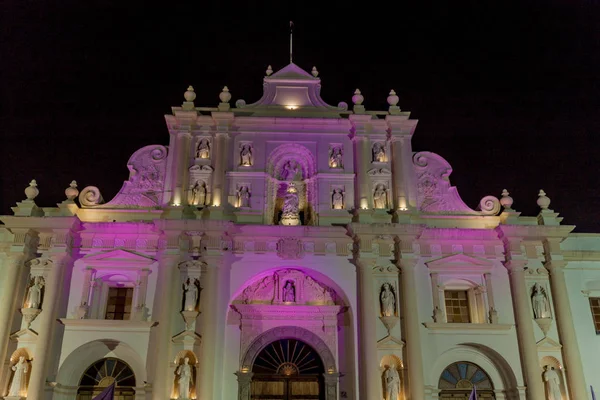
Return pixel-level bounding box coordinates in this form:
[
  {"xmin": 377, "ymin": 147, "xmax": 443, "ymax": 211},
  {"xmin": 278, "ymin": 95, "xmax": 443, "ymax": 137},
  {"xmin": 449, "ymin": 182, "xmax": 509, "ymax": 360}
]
[
  {"xmin": 65, "ymin": 180, "xmax": 79, "ymax": 200},
  {"xmin": 311, "ymin": 66, "xmax": 319, "ymax": 77},
  {"xmin": 25, "ymin": 179, "xmax": 39, "ymax": 200},
  {"xmin": 219, "ymin": 86, "xmax": 231, "ymax": 103},
  {"xmin": 184, "ymin": 85, "xmax": 196, "ymax": 102},
  {"xmin": 537, "ymin": 189, "xmax": 551, "ymax": 210},
  {"xmin": 266, "ymin": 65, "xmax": 273, "ymax": 76},
  {"xmin": 387, "ymin": 89, "xmax": 399, "ymax": 106},
  {"xmin": 500, "ymin": 189, "xmax": 514, "ymax": 210},
  {"xmin": 352, "ymin": 89, "xmax": 364, "ymax": 105}
]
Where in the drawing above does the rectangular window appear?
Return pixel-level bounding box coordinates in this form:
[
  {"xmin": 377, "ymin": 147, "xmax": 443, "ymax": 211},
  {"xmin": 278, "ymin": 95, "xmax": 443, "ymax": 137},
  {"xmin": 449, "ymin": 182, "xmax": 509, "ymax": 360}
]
[
  {"xmin": 445, "ymin": 290, "xmax": 471, "ymax": 323},
  {"xmin": 105, "ymin": 287, "xmax": 133, "ymax": 320},
  {"xmin": 590, "ymin": 298, "xmax": 600, "ymax": 334}
]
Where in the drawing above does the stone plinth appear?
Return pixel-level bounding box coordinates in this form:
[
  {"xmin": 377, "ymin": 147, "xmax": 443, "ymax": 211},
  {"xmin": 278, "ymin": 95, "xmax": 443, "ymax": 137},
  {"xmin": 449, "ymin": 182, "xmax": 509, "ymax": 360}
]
[
  {"xmin": 318, "ymin": 210, "xmax": 353, "ymax": 225},
  {"xmin": 234, "ymin": 209, "xmax": 263, "ymax": 224}
]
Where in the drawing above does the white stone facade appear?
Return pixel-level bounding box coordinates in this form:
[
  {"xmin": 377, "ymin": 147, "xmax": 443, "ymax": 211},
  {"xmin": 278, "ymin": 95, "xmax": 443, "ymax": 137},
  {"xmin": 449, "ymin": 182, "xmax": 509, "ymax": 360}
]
[{"xmin": 0, "ymin": 62, "xmax": 597, "ymax": 400}]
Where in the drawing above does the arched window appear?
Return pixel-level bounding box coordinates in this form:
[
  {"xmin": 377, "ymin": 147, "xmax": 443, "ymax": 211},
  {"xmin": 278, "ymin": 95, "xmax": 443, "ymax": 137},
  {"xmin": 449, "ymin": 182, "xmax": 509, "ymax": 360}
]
[
  {"xmin": 251, "ymin": 339, "xmax": 325, "ymax": 399},
  {"xmin": 438, "ymin": 361, "xmax": 495, "ymax": 399},
  {"xmin": 77, "ymin": 358, "xmax": 136, "ymax": 400}
]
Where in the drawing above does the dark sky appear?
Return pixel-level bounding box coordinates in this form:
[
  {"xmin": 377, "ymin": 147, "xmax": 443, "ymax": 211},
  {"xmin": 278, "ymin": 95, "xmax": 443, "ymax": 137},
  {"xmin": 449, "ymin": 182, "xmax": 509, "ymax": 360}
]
[{"xmin": 2, "ymin": 1, "xmax": 599, "ymax": 231}]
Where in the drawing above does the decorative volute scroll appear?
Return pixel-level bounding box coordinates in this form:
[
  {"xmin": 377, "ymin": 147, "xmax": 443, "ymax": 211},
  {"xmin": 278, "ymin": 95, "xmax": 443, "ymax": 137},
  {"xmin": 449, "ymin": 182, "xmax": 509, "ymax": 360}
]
[
  {"xmin": 79, "ymin": 145, "xmax": 169, "ymax": 208},
  {"xmin": 413, "ymin": 151, "xmax": 500, "ymax": 215},
  {"xmin": 233, "ymin": 269, "xmax": 338, "ymax": 306}
]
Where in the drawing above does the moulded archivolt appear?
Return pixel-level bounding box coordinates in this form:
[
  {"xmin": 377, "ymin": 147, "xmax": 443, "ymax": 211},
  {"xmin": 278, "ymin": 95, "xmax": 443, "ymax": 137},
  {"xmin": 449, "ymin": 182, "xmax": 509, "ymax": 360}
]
[{"xmin": 413, "ymin": 151, "xmax": 500, "ymax": 215}]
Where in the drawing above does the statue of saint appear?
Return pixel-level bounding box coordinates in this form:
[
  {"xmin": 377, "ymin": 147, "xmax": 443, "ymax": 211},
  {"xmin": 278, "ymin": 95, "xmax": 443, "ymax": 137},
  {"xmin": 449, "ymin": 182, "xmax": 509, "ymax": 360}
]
[
  {"xmin": 532, "ymin": 282, "xmax": 551, "ymax": 319},
  {"xmin": 240, "ymin": 144, "xmax": 253, "ymax": 166},
  {"xmin": 190, "ymin": 181, "xmax": 206, "ymax": 206},
  {"xmin": 196, "ymin": 139, "xmax": 210, "ymax": 159},
  {"xmin": 25, "ymin": 276, "xmax": 44, "ymax": 309},
  {"xmin": 8, "ymin": 356, "xmax": 28, "ymax": 396},
  {"xmin": 282, "ymin": 161, "xmax": 302, "ymax": 181},
  {"xmin": 373, "ymin": 184, "xmax": 387, "ymax": 209},
  {"xmin": 372, "ymin": 143, "xmax": 386, "ymax": 163},
  {"xmin": 332, "ymin": 189, "xmax": 344, "ymax": 210},
  {"xmin": 380, "ymin": 283, "xmax": 396, "ymax": 317},
  {"xmin": 329, "ymin": 147, "xmax": 343, "ymax": 168},
  {"xmin": 283, "ymin": 281, "xmax": 296, "ymax": 302},
  {"xmin": 383, "ymin": 366, "xmax": 400, "ymax": 400},
  {"xmin": 282, "ymin": 185, "xmax": 299, "ymax": 216},
  {"xmin": 238, "ymin": 186, "xmax": 251, "ymax": 208},
  {"xmin": 182, "ymin": 278, "xmax": 199, "ymax": 312},
  {"xmin": 543, "ymin": 365, "xmax": 562, "ymax": 400},
  {"xmin": 176, "ymin": 357, "xmax": 193, "ymax": 399}
]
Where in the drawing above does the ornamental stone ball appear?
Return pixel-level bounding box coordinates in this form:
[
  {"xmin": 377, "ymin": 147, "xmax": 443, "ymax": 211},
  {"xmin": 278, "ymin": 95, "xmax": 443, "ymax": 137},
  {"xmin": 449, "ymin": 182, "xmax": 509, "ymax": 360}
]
[
  {"xmin": 65, "ymin": 180, "xmax": 79, "ymax": 200},
  {"xmin": 184, "ymin": 86, "xmax": 196, "ymax": 102},
  {"xmin": 500, "ymin": 189, "xmax": 513, "ymax": 209},
  {"xmin": 266, "ymin": 65, "xmax": 273, "ymax": 76},
  {"xmin": 25, "ymin": 179, "xmax": 39, "ymax": 200},
  {"xmin": 352, "ymin": 89, "xmax": 364, "ymax": 105},
  {"xmin": 311, "ymin": 66, "xmax": 319, "ymax": 77},
  {"xmin": 387, "ymin": 89, "xmax": 399, "ymax": 106},
  {"xmin": 537, "ymin": 189, "xmax": 551, "ymax": 210},
  {"xmin": 220, "ymin": 86, "xmax": 231, "ymax": 103}
]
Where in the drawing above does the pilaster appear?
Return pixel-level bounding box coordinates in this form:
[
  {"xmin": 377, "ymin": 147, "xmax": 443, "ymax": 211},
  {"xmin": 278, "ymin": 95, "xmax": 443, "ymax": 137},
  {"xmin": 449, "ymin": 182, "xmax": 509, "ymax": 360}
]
[
  {"xmin": 349, "ymin": 115, "xmax": 373, "ymax": 211},
  {"xmin": 386, "ymin": 115, "xmax": 418, "ymax": 211}
]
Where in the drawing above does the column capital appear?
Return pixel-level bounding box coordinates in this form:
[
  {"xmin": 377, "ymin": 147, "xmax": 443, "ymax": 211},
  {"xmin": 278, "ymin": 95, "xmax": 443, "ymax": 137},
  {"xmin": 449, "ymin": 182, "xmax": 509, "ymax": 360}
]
[
  {"xmin": 544, "ymin": 261, "xmax": 567, "ymax": 274},
  {"xmin": 503, "ymin": 260, "xmax": 528, "ymax": 273},
  {"xmin": 398, "ymin": 258, "xmax": 418, "ymax": 272}
]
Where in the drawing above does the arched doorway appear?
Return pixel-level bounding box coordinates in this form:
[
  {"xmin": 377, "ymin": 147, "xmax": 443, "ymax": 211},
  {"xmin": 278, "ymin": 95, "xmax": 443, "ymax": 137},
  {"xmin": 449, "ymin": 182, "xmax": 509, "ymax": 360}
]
[
  {"xmin": 77, "ymin": 358, "xmax": 136, "ymax": 400},
  {"xmin": 438, "ymin": 361, "xmax": 495, "ymax": 399},
  {"xmin": 251, "ymin": 338, "xmax": 325, "ymax": 400}
]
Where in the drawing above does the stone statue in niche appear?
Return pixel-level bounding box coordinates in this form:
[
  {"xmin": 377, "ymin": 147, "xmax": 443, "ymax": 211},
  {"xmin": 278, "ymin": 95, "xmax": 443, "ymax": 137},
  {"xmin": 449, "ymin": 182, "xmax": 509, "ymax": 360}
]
[
  {"xmin": 532, "ymin": 282, "xmax": 551, "ymax": 319},
  {"xmin": 237, "ymin": 186, "xmax": 251, "ymax": 208},
  {"xmin": 176, "ymin": 357, "xmax": 193, "ymax": 399},
  {"xmin": 182, "ymin": 278, "xmax": 200, "ymax": 312},
  {"xmin": 332, "ymin": 189, "xmax": 344, "ymax": 210},
  {"xmin": 543, "ymin": 365, "xmax": 561, "ymax": 400},
  {"xmin": 383, "ymin": 366, "xmax": 400, "ymax": 400},
  {"xmin": 280, "ymin": 183, "xmax": 301, "ymax": 225},
  {"xmin": 196, "ymin": 138, "xmax": 210, "ymax": 159},
  {"xmin": 283, "ymin": 280, "xmax": 296, "ymax": 303},
  {"xmin": 189, "ymin": 181, "xmax": 206, "ymax": 206},
  {"xmin": 25, "ymin": 276, "xmax": 44, "ymax": 309},
  {"xmin": 240, "ymin": 144, "xmax": 253, "ymax": 166},
  {"xmin": 380, "ymin": 283, "xmax": 396, "ymax": 317},
  {"xmin": 8, "ymin": 356, "xmax": 28, "ymax": 396},
  {"xmin": 329, "ymin": 146, "xmax": 343, "ymax": 169},
  {"xmin": 373, "ymin": 184, "xmax": 388, "ymax": 209},
  {"xmin": 282, "ymin": 161, "xmax": 302, "ymax": 181},
  {"xmin": 372, "ymin": 142, "xmax": 386, "ymax": 163}
]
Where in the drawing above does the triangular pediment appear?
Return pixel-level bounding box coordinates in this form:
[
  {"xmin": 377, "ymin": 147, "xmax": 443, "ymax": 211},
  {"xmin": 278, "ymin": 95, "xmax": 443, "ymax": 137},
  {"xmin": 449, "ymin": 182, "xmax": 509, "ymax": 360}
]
[
  {"xmin": 172, "ymin": 330, "xmax": 202, "ymax": 345},
  {"xmin": 268, "ymin": 63, "xmax": 318, "ymax": 81},
  {"xmin": 10, "ymin": 328, "xmax": 38, "ymax": 344},
  {"xmin": 377, "ymin": 335, "xmax": 405, "ymax": 350},
  {"xmin": 82, "ymin": 248, "xmax": 156, "ymax": 264},
  {"xmin": 426, "ymin": 253, "xmax": 493, "ymax": 273},
  {"xmin": 537, "ymin": 336, "xmax": 562, "ymax": 351}
]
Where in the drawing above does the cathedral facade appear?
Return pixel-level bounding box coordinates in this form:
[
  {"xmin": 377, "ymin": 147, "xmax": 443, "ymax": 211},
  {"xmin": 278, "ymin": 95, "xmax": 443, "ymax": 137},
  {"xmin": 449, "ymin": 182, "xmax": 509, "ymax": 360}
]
[{"xmin": 1, "ymin": 62, "xmax": 599, "ymax": 400}]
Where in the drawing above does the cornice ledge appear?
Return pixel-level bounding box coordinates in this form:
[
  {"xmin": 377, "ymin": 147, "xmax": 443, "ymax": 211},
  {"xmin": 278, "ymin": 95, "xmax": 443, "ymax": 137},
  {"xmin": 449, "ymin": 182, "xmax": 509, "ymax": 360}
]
[
  {"xmin": 423, "ymin": 322, "xmax": 513, "ymax": 333},
  {"xmin": 59, "ymin": 318, "xmax": 157, "ymax": 331},
  {"xmin": 347, "ymin": 223, "xmax": 425, "ymax": 237},
  {"xmin": 495, "ymin": 225, "xmax": 574, "ymax": 240},
  {"xmin": 1, "ymin": 216, "xmax": 81, "ymax": 231}
]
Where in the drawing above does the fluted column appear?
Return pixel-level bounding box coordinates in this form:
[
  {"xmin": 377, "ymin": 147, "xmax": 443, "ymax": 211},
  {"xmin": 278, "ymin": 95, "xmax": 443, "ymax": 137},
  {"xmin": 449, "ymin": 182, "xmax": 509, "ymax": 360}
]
[
  {"xmin": 150, "ymin": 255, "xmax": 178, "ymax": 400},
  {"xmin": 211, "ymin": 132, "xmax": 228, "ymax": 207},
  {"xmin": 27, "ymin": 255, "xmax": 70, "ymax": 399},
  {"xmin": 399, "ymin": 259, "xmax": 425, "ymax": 400},
  {"xmin": 0, "ymin": 255, "xmax": 25, "ymax": 378},
  {"xmin": 174, "ymin": 131, "xmax": 192, "ymax": 206},
  {"xmin": 356, "ymin": 259, "xmax": 380, "ymax": 399},
  {"xmin": 350, "ymin": 115, "xmax": 372, "ymax": 209},
  {"xmin": 504, "ymin": 261, "xmax": 545, "ymax": 399},
  {"xmin": 390, "ymin": 136, "xmax": 409, "ymax": 210},
  {"xmin": 546, "ymin": 261, "xmax": 587, "ymax": 399}
]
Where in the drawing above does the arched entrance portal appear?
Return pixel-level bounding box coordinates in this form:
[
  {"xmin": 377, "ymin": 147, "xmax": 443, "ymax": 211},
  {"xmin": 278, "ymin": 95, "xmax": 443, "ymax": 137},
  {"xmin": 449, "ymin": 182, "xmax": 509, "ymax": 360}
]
[
  {"xmin": 251, "ymin": 338, "xmax": 325, "ymax": 399},
  {"xmin": 77, "ymin": 358, "xmax": 136, "ymax": 400},
  {"xmin": 438, "ymin": 361, "xmax": 495, "ymax": 399}
]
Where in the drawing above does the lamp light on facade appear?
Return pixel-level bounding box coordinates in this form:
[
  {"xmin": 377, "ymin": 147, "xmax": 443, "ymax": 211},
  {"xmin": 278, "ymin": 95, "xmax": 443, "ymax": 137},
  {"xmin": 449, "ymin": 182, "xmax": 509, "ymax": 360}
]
[{"xmin": 286, "ymin": 105, "xmax": 298, "ymax": 110}]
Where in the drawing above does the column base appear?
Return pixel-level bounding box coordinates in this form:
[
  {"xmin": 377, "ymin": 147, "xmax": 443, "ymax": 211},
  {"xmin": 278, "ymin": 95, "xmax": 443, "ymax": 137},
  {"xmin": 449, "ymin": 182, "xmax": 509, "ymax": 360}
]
[
  {"xmin": 318, "ymin": 210, "xmax": 353, "ymax": 225},
  {"xmin": 393, "ymin": 208, "xmax": 413, "ymax": 223},
  {"xmin": 234, "ymin": 208, "xmax": 263, "ymax": 224},
  {"xmin": 4, "ymin": 396, "xmax": 26, "ymax": 400},
  {"xmin": 161, "ymin": 205, "xmax": 185, "ymax": 219},
  {"xmin": 353, "ymin": 208, "xmax": 392, "ymax": 223},
  {"xmin": 203, "ymin": 206, "xmax": 226, "ymax": 220}
]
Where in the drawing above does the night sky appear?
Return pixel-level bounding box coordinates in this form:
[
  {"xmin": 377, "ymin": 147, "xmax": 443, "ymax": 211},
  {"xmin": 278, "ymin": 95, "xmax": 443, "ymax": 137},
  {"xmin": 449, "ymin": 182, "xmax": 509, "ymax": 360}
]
[{"xmin": 2, "ymin": 1, "xmax": 599, "ymax": 231}]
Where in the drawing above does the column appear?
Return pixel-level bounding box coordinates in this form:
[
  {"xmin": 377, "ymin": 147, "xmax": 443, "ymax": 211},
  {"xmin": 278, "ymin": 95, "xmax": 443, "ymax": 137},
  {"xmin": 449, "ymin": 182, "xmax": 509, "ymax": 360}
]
[
  {"xmin": 199, "ymin": 262, "xmax": 220, "ymax": 400},
  {"xmin": 211, "ymin": 132, "xmax": 228, "ymax": 206},
  {"xmin": 0, "ymin": 255, "xmax": 25, "ymax": 378},
  {"xmin": 390, "ymin": 136, "xmax": 407, "ymax": 210},
  {"xmin": 484, "ymin": 273, "xmax": 498, "ymax": 324},
  {"xmin": 504, "ymin": 261, "xmax": 545, "ymax": 399},
  {"xmin": 546, "ymin": 261, "xmax": 587, "ymax": 399},
  {"xmin": 356, "ymin": 260, "xmax": 380, "ymax": 399},
  {"xmin": 27, "ymin": 255, "xmax": 69, "ymax": 400},
  {"xmin": 350, "ymin": 115, "xmax": 372, "ymax": 209},
  {"xmin": 399, "ymin": 259, "xmax": 425, "ymax": 400},
  {"xmin": 323, "ymin": 372, "xmax": 341, "ymax": 400},
  {"xmin": 174, "ymin": 131, "xmax": 192, "ymax": 205},
  {"xmin": 235, "ymin": 371, "xmax": 253, "ymax": 400},
  {"xmin": 150, "ymin": 255, "xmax": 178, "ymax": 400},
  {"xmin": 430, "ymin": 272, "xmax": 445, "ymax": 322}
]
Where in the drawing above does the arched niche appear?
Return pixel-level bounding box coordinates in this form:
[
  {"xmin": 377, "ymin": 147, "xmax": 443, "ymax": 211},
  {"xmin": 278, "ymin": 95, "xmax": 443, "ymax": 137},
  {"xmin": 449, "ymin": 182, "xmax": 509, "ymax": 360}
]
[
  {"xmin": 171, "ymin": 350, "xmax": 198, "ymax": 400},
  {"xmin": 55, "ymin": 339, "xmax": 146, "ymax": 392},
  {"xmin": 540, "ymin": 356, "xmax": 567, "ymax": 400},
  {"xmin": 5, "ymin": 348, "xmax": 33, "ymax": 398}
]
